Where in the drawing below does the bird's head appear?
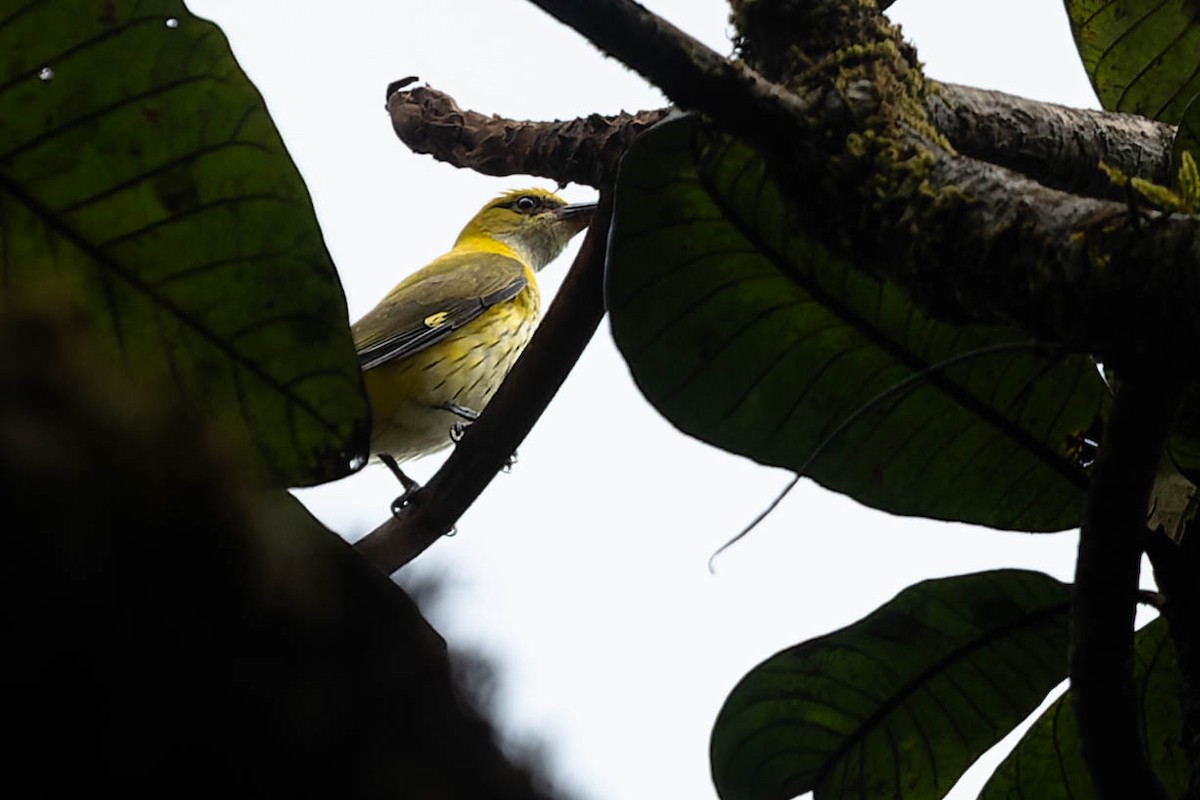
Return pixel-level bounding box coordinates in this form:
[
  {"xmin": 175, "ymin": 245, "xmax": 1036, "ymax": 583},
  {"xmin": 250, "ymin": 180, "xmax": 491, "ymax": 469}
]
[{"xmin": 455, "ymin": 188, "xmax": 596, "ymax": 270}]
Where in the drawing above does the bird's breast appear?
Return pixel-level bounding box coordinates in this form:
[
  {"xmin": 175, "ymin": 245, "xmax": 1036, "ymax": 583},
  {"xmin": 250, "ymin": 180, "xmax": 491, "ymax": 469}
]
[{"xmin": 365, "ymin": 282, "xmax": 541, "ymax": 461}]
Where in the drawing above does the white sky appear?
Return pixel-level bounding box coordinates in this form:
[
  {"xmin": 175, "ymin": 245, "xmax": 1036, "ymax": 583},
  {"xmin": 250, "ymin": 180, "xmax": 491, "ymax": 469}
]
[{"xmin": 186, "ymin": 2, "xmax": 1112, "ymax": 798}]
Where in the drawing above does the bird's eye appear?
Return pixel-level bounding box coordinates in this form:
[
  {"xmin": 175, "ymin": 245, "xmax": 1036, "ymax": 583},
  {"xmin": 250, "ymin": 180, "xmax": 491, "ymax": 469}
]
[{"xmin": 514, "ymin": 195, "xmax": 539, "ymax": 213}]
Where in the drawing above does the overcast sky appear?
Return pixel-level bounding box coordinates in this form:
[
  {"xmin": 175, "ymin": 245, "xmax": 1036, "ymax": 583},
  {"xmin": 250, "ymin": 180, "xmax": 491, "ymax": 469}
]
[{"xmin": 188, "ymin": 2, "xmax": 1112, "ymax": 798}]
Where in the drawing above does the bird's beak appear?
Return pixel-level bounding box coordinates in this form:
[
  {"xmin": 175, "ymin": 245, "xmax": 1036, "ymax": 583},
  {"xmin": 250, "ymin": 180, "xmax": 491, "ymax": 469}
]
[
  {"xmin": 553, "ymin": 201, "xmax": 598, "ymax": 234},
  {"xmin": 554, "ymin": 201, "xmax": 597, "ymax": 221}
]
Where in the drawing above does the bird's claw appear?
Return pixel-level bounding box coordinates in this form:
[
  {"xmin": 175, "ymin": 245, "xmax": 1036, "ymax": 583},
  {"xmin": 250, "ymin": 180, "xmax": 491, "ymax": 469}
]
[
  {"xmin": 379, "ymin": 454, "xmax": 422, "ymax": 516},
  {"xmin": 390, "ymin": 485, "xmax": 420, "ymax": 517},
  {"xmin": 441, "ymin": 402, "xmax": 480, "ymax": 445}
]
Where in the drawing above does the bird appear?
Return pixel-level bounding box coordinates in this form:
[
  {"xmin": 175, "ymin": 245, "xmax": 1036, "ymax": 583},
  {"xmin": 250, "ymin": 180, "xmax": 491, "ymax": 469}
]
[{"xmin": 351, "ymin": 187, "xmax": 595, "ymax": 503}]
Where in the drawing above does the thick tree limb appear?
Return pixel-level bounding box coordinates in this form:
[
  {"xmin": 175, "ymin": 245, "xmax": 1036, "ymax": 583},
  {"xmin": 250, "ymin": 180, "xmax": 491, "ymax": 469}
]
[
  {"xmin": 1072, "ymin": 378, "xmax": 1182, "ymax": 800},
  {"xmin": 355, "ymin": 194, "xmax": 612, "ymax": 574},
  {"xmin": 897, "ymin": 149, "xmax": 1198, "ymax": 354},
  {"xmin": 930, "ymin": 83, "xmax": 1175, "ymax": 198}
]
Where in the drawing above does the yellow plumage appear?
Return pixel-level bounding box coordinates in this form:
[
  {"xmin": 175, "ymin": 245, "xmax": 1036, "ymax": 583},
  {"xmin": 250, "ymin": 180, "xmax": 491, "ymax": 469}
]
[{"xmin": 352, "ymin": 188, "xmax": 594, "ymax": 472}]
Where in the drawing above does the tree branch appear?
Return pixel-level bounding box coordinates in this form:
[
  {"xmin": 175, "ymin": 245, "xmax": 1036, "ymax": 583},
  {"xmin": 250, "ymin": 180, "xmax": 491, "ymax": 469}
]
[
  {"xmin": 354, "ymin": 194, "xmax": 613, "ymax": 574},
  {"xmin": 387, "ymin": 86, "xmax": 668, "ymax": 188},
  {"xmin": 930, "ymin": 82, "xmax": 1175, "ymax": 198},
  {"xmin": 1072, "ymin": 378, "xmax": 1182, "ymax": 800},
  {"xmin": 387, "ymin": 82, "xmax": 1176, "ymax": 204},
  {"xmin": 523, "ymin": 0, "xmax": 820, "ymax": 145}
]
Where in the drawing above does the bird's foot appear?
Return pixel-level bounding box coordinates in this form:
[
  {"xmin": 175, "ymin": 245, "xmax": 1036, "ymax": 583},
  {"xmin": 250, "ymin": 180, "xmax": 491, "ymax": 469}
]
[
  {"xmin": 390, "ymin": 487, "xmax": 420, "ymax": 517},
  {"xmin": 379, "ymin": 454, "xmax": 421, "ymax": 516},
  {"xmin": 440, "ymin": 402, "xmax": 480, "ymax": 443},
  {"xmin": 435, "ymin": 402, "xmax": 516, "ymax": 473}
]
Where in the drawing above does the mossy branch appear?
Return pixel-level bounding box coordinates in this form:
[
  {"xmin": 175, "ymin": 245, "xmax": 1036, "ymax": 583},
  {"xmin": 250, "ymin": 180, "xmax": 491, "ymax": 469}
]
[{"xmin": 516, "ymin": 0, "xmax": 1200, "ymax": 368}]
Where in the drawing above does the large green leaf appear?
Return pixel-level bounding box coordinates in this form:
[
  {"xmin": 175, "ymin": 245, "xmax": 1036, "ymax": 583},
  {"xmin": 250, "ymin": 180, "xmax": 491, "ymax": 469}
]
[
  {"xmin": 979, "ymin": 617, "xmax": 1187, "ymax": 799},
  {"xmin": 710, "ymin": 570, "xmax": 1071, "ymax": 800},
  {"xmin": 1066, "ymin": 0, "xmax": 1200, "ymax": 122},
  {"xmin": 0, "ymin": 0, "xmax": 368, "ymax": 486},
  {"xmin": 607, "ymin": 116, "xmax": 1105, "ymax": 531},
  {"xmin": 1170, "ymin": 94, "xmax": 1200, "ymax": 174}
]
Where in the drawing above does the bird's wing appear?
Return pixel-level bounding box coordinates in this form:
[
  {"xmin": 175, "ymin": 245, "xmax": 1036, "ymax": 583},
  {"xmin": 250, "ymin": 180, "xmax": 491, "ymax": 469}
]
[{"xmin": 353, "ymin": 250, "xmax": 529, "ymax": 371}]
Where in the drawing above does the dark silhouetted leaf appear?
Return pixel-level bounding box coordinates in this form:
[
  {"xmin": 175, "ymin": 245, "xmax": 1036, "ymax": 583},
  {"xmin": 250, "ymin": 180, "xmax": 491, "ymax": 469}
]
[
  {"xmin": 1066, "ymin": 0, "xmax": 1200, "ymax": 122},
  {"xmin": 607, "ymin": 116, "xmax": 1105, "ymax": 531},
  {"xmin": 979, "ymin": 617, "xmax": 1187, "ymax": 799},
  {"xmin": 710, "ymin": 570, "xmax": 1071, "ymax": 800},
  {"xmin": 0, "ymin": 0, "xmax": 368, "ymax": 486}
]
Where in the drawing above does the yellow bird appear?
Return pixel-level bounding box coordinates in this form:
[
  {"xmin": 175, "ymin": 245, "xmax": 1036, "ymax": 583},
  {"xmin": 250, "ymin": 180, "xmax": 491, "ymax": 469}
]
[{"xmin": 352, "ymin": 187, "xmax": 595, "ymax": 497}]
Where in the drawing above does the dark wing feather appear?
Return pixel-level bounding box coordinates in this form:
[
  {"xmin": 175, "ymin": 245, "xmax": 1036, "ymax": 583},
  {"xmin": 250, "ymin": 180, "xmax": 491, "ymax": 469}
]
[{"xmin": 353, "ymin": 250, "xmax": 528, "ymax": 371}]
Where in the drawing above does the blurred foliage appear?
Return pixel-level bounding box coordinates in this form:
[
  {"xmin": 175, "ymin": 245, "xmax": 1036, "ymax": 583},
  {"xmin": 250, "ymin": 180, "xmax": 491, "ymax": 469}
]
[{"xmin": 0, "ymin": 306, "xmax": 555, "ymax": 799}]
